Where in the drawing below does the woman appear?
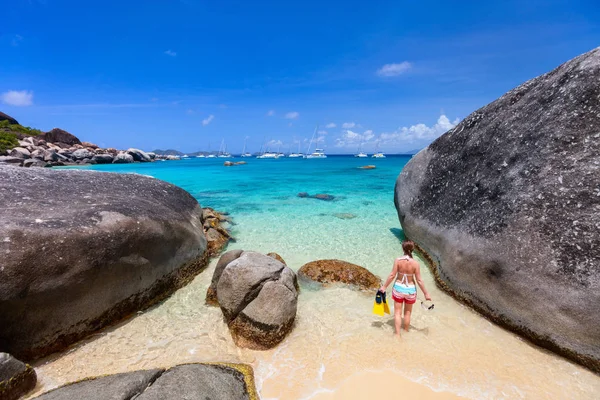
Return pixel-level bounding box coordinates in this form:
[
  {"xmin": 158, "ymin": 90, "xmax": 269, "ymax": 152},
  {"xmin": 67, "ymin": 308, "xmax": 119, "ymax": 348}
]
[{"xmin": 379, "ymin": 240, "xmax": 432, "ymax": 336}]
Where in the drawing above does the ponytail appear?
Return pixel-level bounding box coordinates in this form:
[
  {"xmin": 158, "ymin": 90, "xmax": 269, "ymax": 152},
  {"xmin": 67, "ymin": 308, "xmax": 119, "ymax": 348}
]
[{"xmin": 402, "ymin": 240, "xmax": 414, "ymax": 258}]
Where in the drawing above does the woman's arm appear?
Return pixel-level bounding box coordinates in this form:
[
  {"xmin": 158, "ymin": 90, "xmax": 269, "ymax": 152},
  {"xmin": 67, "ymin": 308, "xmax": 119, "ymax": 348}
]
[
  {"xmin": 414, "ymin": 263, "xmax": 432, "ymax": 301},
  {"xmin": 379, "ymin": 260, "xmax": 398, "ymax": 292}
]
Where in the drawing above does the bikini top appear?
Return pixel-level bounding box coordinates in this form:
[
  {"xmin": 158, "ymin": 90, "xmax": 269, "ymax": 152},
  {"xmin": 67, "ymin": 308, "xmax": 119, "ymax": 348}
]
[{"xmin": 395, "ymin": 255, "xmax": 414, "ymax": 286}]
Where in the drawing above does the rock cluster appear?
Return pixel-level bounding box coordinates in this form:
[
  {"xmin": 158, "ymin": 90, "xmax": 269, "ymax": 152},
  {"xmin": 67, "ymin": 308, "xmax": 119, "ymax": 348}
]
[
  {"xmin": 0, "ymin": 353, "xmax": 37, "ymax": 400},
  {"xmin": 210, "ymin": 251, "xmax": 298, "ymax": 350},
  {"xmin": 0, "ymin": 166, "xmax": 208, "ymax": 360},
  {"xmin": 224, "ymin": 161, "xmax": 247, "ymax": 166},
  {"xmin": 298, "ymin": 259, "xmax": 381, "ymax": 291},
  {"xmin": 202, "ymin": 207, "xmax": 232, "ymax": 256},
  {"xmin": 297, "ymin": 192, "xmax": 335, "ymax": 201},
  {"xmin": 34, "ymin": 363, "xmax": 258, "ymax": 400},
  {"xmin": 395, "ymin": 47, "xmax": 600, "ymax": 372}
]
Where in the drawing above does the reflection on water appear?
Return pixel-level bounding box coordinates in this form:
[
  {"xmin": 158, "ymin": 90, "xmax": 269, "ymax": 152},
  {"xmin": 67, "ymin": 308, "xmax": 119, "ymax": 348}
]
[{"xmin": 34, "ymin": 158, "xmax": 600, "ymax": 399}]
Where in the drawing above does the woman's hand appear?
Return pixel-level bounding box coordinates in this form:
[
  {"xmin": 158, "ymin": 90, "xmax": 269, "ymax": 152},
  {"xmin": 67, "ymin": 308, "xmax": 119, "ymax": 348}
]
[
  {"xmin": 379, "ymin": 286, "xmax": 386, "ymax": 293},
  {"xmin": 425, "ymin": 294, "xmax": 432, "ymax": 301}
]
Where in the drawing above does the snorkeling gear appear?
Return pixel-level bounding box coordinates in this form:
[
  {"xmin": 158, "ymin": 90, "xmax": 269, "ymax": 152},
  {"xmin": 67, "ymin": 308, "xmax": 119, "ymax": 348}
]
[{"xmin": 382, "ymin": 291, "xmax": 390, "ymax": 314}]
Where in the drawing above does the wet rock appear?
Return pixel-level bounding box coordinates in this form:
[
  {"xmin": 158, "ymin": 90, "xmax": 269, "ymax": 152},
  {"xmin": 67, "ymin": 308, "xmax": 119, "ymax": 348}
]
[
  {"xmin": 217, "ymin": 251, "xmax": 298, "ymax": 350},
  {"xmin": 0, "ymin": 166, "xmax": 207, "ymax": 360},
  {"xmin": 206, "ymin": 249, "xmax": 244, "ymax": 306},
  {"xmin": 395, "ymin": 47, "xmax": 600, "ymax": 372},
  {"xmin": 127, "ymin": 148, "xmax": 152, "ymax": 162},
  {"xmin": 333, "ymin": 213, "xmax": 356, "ymax": 220},
  {"xmin": 0, "ymin": 352, "xmax": 37, "ymax": 400},
  {"xmin": 224, "ymin": 161, "xmax": 247, "ymax": 166},
  {"xmin": 42, "ymin": 128, "xmax": 81, "ymax": 146},
  {"xmin": 298, "ymin": 259, "xmax": 381, "ymax": 291},
  {"xmin": 113, "ymin": 152, "xmax": 134, "ymax": 163},
  {"xmin": 297, "ymin": 192, "xmax": 309, "ymax": 198},
  {"xmin": 358, "ymin": 165, "xmax": 376, "ymax": 169},
  {"xmin": 314, "ymin": 193, "xmax": 335, "ymax": 201},
  {"xmin": 34, "ymin": 363, "xmax": 257, "ymax": 400},
  {"xmin": 205, "ymin": 227, "xmax": 230, "ymax": 256}
]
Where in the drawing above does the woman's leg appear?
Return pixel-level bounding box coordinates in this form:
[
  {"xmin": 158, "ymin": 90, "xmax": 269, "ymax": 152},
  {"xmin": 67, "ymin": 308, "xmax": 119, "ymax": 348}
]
[
  {"xmin": 394, "ymin": 301, "xmax": 403, "ymax": 336},
  {"xmin": 403, "ymin": 303, "xmax": 414, "ymax": 332}
]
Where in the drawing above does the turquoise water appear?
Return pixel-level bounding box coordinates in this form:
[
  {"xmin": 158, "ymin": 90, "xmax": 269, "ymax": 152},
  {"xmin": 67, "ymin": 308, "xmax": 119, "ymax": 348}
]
[{"xmin": 85, "ymin": 156, "xmax": 410, "ymax": 272}]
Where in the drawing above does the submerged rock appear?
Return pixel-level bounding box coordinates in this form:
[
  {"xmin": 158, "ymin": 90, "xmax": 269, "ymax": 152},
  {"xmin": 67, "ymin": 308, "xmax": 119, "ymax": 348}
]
[
  {"xmin": 333, "ymin": 213, "xmax": 356, "ymax": 220},
  {"xmin": 0, "ymin": 352, "xmax": 37, "ymax": 400},
  {"xmin": 217, "ymin": 251, "xmax": 298, "ymax": 350},
  {"xmin": 298, "ymin": 259, "xmax": 380, "ymax": 291},
  {"xmin": 358, "ymin": 165, "xmax": 376, "ymax": 169},
  {"xmin": 0, "ymin": 166, "xmax": 207, "ymax": 360},
  {"xmin": 395, "ymin": 47, "xmax": 600, "ymax": 372},
  {"xmin": 34, "ymin": 363, "xmax": 257, "ymax": 400},
  {"xmin": 297, "ymin": 192, "xmax": 335, "ymax": 201}
]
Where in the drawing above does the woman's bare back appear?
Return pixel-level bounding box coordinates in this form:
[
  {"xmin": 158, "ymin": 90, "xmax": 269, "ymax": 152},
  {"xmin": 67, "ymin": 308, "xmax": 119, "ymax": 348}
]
[{"xmin": 395, "ymin": 257, "xmax": 419, "ymax": 285}]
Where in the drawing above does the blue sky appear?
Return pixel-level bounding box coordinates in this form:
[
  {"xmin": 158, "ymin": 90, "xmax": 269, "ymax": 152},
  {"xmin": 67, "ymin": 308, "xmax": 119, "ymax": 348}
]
[{"xmin": 2, "ymin": 0, "xmax": 599, "ymax": 154}]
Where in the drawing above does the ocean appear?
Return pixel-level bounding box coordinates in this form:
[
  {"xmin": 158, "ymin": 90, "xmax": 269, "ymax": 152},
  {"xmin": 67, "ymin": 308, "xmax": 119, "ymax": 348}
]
[{"xmin": 31, "ymin": 156, "xmax": 600, "ymax": 399}]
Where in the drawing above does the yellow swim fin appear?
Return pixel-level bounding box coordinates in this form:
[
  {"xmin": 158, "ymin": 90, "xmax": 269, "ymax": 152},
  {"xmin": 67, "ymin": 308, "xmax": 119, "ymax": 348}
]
[
  {"xmin": 373, "ymin": 300, "xmax": 385, "ymax": 316},
  {"xmin": 372, "ymin": 291, "xmax": 385, "ymax": 316},
  {"xmin": 382, "ymin": 290, "xmax": 390, "ymax": 314}
]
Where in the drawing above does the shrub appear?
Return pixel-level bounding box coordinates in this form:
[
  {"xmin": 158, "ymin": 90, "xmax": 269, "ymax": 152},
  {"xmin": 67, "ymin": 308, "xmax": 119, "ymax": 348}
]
[
  {"xmin": 0, "ymin": 120, "xmax": 43, "ymax": 136},
  {"xmin": 0, "ymin": 132, "xmax": 19, "ymax": 154}
]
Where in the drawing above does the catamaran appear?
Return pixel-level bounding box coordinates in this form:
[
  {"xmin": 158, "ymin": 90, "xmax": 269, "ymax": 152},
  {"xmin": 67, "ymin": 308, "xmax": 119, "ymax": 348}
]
[
  {"xmin": 372, "ymin": 141, "xmax": 385, "ymax": 158},
  {"xmin": 354, "ymin": 143, "xmax": 368, "ymax": 158},
  {"xmin": 256, "ymin": 140, "xmax": 281, "ymax": 159},
  {"xmin": 217, "ymin": 139, "xmax": 231, "ymax": 158},
  {"xmin": 305, "ymin": 126, "xmax": 327, "ymax": 158},
  {"xmin": 288, "ymin": 140, "xmax": 304, "ymax": 158}
]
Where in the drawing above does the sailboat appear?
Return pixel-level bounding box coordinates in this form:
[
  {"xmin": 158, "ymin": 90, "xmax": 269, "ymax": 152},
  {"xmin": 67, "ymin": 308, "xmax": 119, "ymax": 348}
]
[
  {"xmin": 305, "ymin": 126, "xmax": 327, "ymax": 159},
  {"xmin": 372, "ymin": 141, "xmax": 385, "ymax": 158},
  {"xmin": 256, "ymin": 139, "xmax": 281, "ymax": 159},
  {"xmin": 288, "ymin": 140, "xmax": 304, "ymax": 158},
  {"xmin": 241, "ymin": 137, "xmax": 252, "ymax": 157},
  {"xmin": 217, "ymin": 139, "xmax": 231, "ymax": 158},
  {"xmin": 354, "ymin": 143, "xmax": 368, "ymax": 158}
]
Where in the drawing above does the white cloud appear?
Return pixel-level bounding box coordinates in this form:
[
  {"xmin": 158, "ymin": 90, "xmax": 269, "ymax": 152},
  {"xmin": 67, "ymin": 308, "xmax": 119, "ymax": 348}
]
[
  {"xmin": 363, "ymin": 130, "xmax": 375, "ymax": 141},
  {"xmin": 267, "ymin": 139, "xmax": 283, "ymax": 147},
  {"xmin": 11, "ymin": 35, "xmax": 23, "ymax": 47},
  {"xmin": 202, "ymin": 114, "xmax": 214, "ymax": 126},
  {"xmin": 376, "ymin": 61, "xmax": 412, "ymax": 77},
  {"xmin": 379, "ymin": 115, "xmax": 459, "ymax": 144},
  {"xmin": 285, "ymin": 111, "xmax": 299, "ymax": 119},
  {"xmin": 164, "ymin": 49, "xmax": 177, "ymax": 57},
  {"xmin": 1, "ymin": 90, "xmax": 33, "ymax": 106},
  {"xmin": 266, "ymin": 110, "xmax": 275, "ymax": 116},
  {"xmin": 342, "ymin": 122, "xmax": 356, "ymax": 129},
  {"xmin": 318, "ymin": 130, "xmax": 328, "ymax": 135},
  {"xmin": 325, "ymin": 123, "xmax": 336, "ymax": 128}
]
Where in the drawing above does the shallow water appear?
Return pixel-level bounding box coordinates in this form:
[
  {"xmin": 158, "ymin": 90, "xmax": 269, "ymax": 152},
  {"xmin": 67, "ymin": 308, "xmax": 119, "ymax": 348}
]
[{"xmin": 31, "ymin": 157, "xmax": 600, "ymax": 399}]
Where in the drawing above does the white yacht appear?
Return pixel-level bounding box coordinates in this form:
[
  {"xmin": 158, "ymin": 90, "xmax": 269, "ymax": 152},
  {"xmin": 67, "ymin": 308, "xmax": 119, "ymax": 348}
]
[
  {"xmin": 207, "ymin": 154, "xmax": 216, "ymax": 158},
  {"xmin": 372, "ymin": 141, "xmax": 385, "ymax": 158},
  {"xmin": 241, "ymin": 138, "xmax": 252, "ymax": 157},
  {"xmin": 217, "ymin": 139, "xmax": 231, "ymax": 158},
  {"xmin": 257, "ymin": 152, "xmax": 280, "ymax": 159},
  {"xmin": 196, "ymin": 154, "xmax": 205, "ymax": 158},
  {"xmin": 288, "ymin": 141, "xmax": 304, "ymax": 158},
  {"xmin": 305, "ymin": 125, "xmax": 327, "ymax": 158},
  {"xmin": 354, "ymin": 143, "xmax": 368, "ymax": 157}
]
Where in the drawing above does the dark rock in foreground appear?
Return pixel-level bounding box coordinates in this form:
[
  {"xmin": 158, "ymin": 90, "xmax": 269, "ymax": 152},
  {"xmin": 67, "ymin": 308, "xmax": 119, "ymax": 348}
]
[
  {"xmin": 298, "ymin": 259, "xmax": 380, "ymax": 291},
  {"xmin": 0, "ymin": 352, "xmax": 37, "ymax": 400},
  {"xmin": 216, "ymin": 251, "xmax": 298, "ymax": 350},
  {"xmin": 395, "ymin": 47, "xmax": 600, "ymax": 372},
  {"xmin": 0, "ymin": 166, "xmax": 207, "ymax": 360},
  {"xmin": 34, "ymin": 363, "xmax": 257, "ymax": 400}
]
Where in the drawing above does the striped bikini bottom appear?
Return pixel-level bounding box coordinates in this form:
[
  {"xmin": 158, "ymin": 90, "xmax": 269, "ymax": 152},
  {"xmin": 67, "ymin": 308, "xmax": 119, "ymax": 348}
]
[{"xmin": 392, "ymin": 282, "xmax": 417, "ymax": 304}]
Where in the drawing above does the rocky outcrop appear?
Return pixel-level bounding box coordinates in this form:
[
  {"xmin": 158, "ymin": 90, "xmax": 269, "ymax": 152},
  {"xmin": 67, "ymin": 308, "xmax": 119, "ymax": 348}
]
[
  {"xmin": 206, "ymin": 250, "xmax": 244, "ymax": 306},
  {"xmin": 0, "ymin": 166, "xmax": 208, "ymax": 360},
  {"xmin": 113, "ymin": 152, "xmax": 134, "ymax": 164},
  {"xmin": 34, "ymin": 363, "xmax": 257, "ymax": 400},
  {"xmin": 0, "ymin": 353, "xmax": 37, "ymax": 400},
  {"xmin": 298, "ymin": 260, "xmax": 380, "ymax": 291},
  {"xmin": 395, "ymin": 47, "xmax": 600, "ymax": 372},
  {"xmin": 0, "ymin": 111, "xmax": 18, "ymax": 125},
  {"xmin": 216, "ymin": 251, "xmax": 298, "ymax": 350},
  {"xmin": 127, "ymin": 148, "xmax": 152, "ymax": 162},
  {"xmin": 42, "ymin": 128, "xmax": 81, "ymax": 146},
  {"xmin": 297, "ymin": 192, "xmax": 335, "ymax": 201},
  {"xmin": 202, "ymin": 207, "xmax": 232, "ymax": 256},
  {"xmin": 267, "ymin": 252, "xmax": 286, "ymax": 265}
]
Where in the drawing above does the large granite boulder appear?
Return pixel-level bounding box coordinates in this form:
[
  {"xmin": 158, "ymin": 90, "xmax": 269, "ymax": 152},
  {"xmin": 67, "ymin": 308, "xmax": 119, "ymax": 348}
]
[
  {"xmin": 71, "ymin": 148, "xmax": 95, "ymax": 160},
  {"xmin": 127, "ymin": 148, "xmax": 152, "ymax": 162},
  {"xmin": 395, "ymin": 47, "xmax": 600, "ymax": 372},
  {"xmin": 206, "ymin": 249, "xmax": 244, "ymax": 306},
  {"xmin": 34, "ymin": 363, "xmax": 257, "ymax": 400},
  {"xmin": 91, "ymin": 153, "xmax": 114, "ymax": 164},
  {"xmin": 113, "ymin": 152, "xmax": 134, "ymax": 164},
  {"xmin": 298, "ymin": 259, "xmax": 380, "ymax": 291},
  {"xmin": 0, "ymin": 353, "xmax": 37, "ymax": 400},
  {"xmin": 216, "ymin": 251, "xmax": 298, "ymax": 350},
  {"xmin": 0, "ymin": 166, "xmax": 208, "ymax": 360},
  {"xmin": 0, "ymin": 111, "xmax": 18, "ymax": 125},
  {"xmin": 42, "ymin": 128, "xmax": 81, "ymax": 146}
]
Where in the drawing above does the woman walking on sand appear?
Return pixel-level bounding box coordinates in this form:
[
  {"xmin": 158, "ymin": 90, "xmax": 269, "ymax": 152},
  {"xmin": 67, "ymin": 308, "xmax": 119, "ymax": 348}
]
[{"xmin": 379, "ymin": 240, "xmax": 431, "ymax": 336}]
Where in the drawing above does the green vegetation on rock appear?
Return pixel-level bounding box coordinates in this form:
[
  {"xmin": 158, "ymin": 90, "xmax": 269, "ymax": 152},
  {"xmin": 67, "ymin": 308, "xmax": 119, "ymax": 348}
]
[
  {"xmin": 0, "ymin": 120, "xmax": 43, "ymax": 136},
  {"xmin": 0, "ymin": 132, "xmax": 19, "ymax": 154}
]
